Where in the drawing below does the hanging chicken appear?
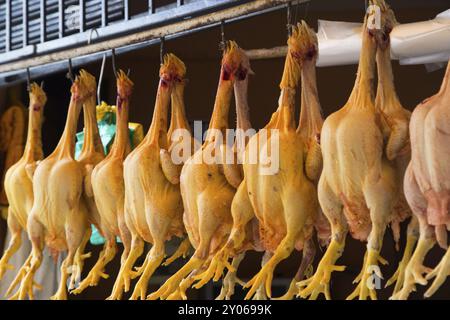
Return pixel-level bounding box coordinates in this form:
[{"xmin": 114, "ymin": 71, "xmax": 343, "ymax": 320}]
[
  {"xmin": 0, "ymin": 84, "xmax": 46, "ymax": 284},
  {"xmin": 298, "ymin": 0, "xmax": 410, "ymax": 300},
  {"xmin": 148, "ymin": 41, "xmax": 251, "ymax": 300},
  {"xmin": 8, "ymin": 71, "xmax": 98, "ymax": 300},
  {"xmin": 108, "ymin": 54, "xmax": 192, "ymax": 300},
  {"xmin": 192, "ymin": 49, "xmax": 260, "ymax": 300},
  {"xmin": 391, "ymin": 60, "xmax": 450, "ymax": 300},
  {"xmin": 0, "ymin": 104, "xmax": 27, "ymax": 208},
  {"xmin": 193, "ymin": 22, "xmax": 326, "ymax": 301},
  {"xmin": 71, "ymin": 70, "xmax": 134, "ymax": 295}
]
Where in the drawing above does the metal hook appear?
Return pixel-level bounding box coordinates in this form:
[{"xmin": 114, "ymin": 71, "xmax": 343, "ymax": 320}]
[
  {"xmin": 66, "ymin": 59, "xmax": 74, "ymax": 83},
  {"xmin": 287, "ymin": 2, "xmax": 292, "ymax": 37},
  {"xmin": 303, "ymin": 1, "xmax": 310, "ymax": 20},
  {"xmin": 160, "ymin": 37, "xmax": 165, "ymax": 65},
  {"xmin": 220, "ymin": 20, "xmax": 226, "ymax": 44},
  {"xmin": 111, "ymin": 48, "xmax": 118, "ymax": 78},
  {"xmin": 87, "ymin": 28, "xmax": 99, "ymax": 45},
  {"xmin": 26, "ymin": 67, "xmax": 31, "ymax": 92},
  {"xmin": 40, "ymin": 81, "xmax": 45, "ymax": 90},
  {"xmin": 97, "ymin": 53, "xmax": 106, "ymax": 105}
]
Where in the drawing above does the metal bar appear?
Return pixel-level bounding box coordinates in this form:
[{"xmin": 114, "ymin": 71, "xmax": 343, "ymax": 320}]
[
  {"xmin": 123, "ymin": 0, "xmax": 129, "ymax": 20},
  {"xmin": 246, "ymin": 46, "xmax": 288, "ymax": 60},
  {"xmin": 148, "ymin": 0, "xmax": 154, "ymax": 14},
  {"xmin": 40, "ymin": 0, "xmax": 46, "ymax": 43},
  {"xmin": 58, "ymin": 0, "xmax": 64, "ymax": 38},
  {"xmin": 101, "ymin": 0, "xmax": 107, "ymax": 27},
  {"xmin": 22, "ymin": 0, "xmax": 28, "ymax": 47},
  {"xmin": 5, "ymin": 0, "xmax": 11, "ymax": 52},
  {"xmin": 79, "ymin": 0, "xmax": 85, "ymax": 32},
  {"xmin": 0, "ymin": 0, "xmax": 306, "ymax": 76}
]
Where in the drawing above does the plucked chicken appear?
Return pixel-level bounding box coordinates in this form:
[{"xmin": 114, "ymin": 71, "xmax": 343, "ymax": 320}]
[
  {"xmin": 109, "ymin": 54, "xmax": 191, "ymax": 300},
  {"xmin": 0, "ymin": 104, "xmax": 27, "ymax": 207},
  {"xmin": 298, "ymin": 0, "xmax": 410, "ymax": 300},
  {"xmin": 194, "ymin": 22, "xmax": 327, "ymax": 301},
  {"xmin": 149, "ymin": 41, "xmax": 250, "ymax": 300},
  {"xmin": 0, "ymin": 84, "xmax": 46, "ymax": 283},
  {"xmin": 71, "ymin": 70, "xmax": 133, "ymax": 295},
  {"xmin": 391, "ymin": 60, "xmax": 450, "ymax": 299},
  {"xmin": 242, "ymin": 22, "xmax": 324, "ymax": 300},
  {"xmin": 193, "ymin": 49, "xmax": 260, "ymax": 300},
  {"xmin": 9, "ymin": 71, "xmax": 98, "ymax": 300}
]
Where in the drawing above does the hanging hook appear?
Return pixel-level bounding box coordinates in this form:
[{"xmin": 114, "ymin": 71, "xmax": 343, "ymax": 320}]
[
  {"xmin": 97, "ymin": 53, "xmax": 107, "ymax": 105},
  {"xmin": 160, "ymin": 37, "xmax": 165, "ymax": 65},
  {"xmin": 303, "ymin": 1, "xmax": 310, "ymax": 20},
  {"xmin": 220, "ymin": 20, "xmax": 226, "ymax": 44},
  {"xmin": 287, "ymin": 2, "xmax": 292, "ymax": 37},
  {"xmin": 88, "ymin": 28, "xmax": 99, "ymax": 45},
  {"xmin": 26, "ymin": 67, "xmax": 31, "ymax": 92},
  {"xmin": 111, "ymin": 48, "xmax": 118, "ymax": 78},
  {"xmin": 66, "ymin": 58, "xmax": 74, "ymax": 83}
]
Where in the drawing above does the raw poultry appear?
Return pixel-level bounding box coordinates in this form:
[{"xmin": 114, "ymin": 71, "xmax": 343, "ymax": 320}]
[
  {"xmin": 71, "ymin": 70, "xmax": 134, "ymax": 295},
  {"xmin": 241, "ymin": 21, "xmax": 325, "ymax": 300},
  {"xmin": 193, "ymin": 49, "xmax": 260, "ymax": 300},
  {"xmin": 0, "ymin": 84, "xmax": 46, "ymax": 283},
  {"xmin": 8, "ymin": 71, "xmax": 98, "ymax": 300},
  {"xmin": 391, "ymin": 60, "xmax": 450, "ymax": 300},
  {"xmin": 109, "ymin": 54, "xmax": 192, "ymax": 300},
  {"xmin": 0, "ymin": 104, "xmax": 27, "ymax": 207},
  {"xmin": 148, "ymin": 41, "xmax": 250, "ymax": 300},
  {"xmin": 194, "ymin": 21, "xmax": 328, "ymax": 301},
  {"xmin": 298, "ymin": 0, "xmax": 410, "ymax": 300}
]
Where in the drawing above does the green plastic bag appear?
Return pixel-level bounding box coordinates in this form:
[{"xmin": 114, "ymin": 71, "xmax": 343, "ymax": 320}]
[{"xmin": 75, "ymin": 102, "xmax": 144, "ymax": 245}]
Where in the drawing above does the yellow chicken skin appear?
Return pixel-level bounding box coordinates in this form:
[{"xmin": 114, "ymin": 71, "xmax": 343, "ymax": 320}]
[
  {"xmin": 242, "ymin": 22, "xmax": 323, "ymax": 300},
  {"xmin": 8, "ymin": 71, "xmax": 98, "ymax": 300},
  {"xmin": 148, "ymin": 42, "xmax": 250, "ymax": 300},
  {"xmin": 0, "ymin": 84, "xmax": 46, "ymax": 285},
  {"xmin": 109, "ymin": 54, "xmax": 191, "ymax": 300},
  {"xmin": 193, "ymin": 22, "xmax": 326, "ymax": 301},
  {"xmin": 193, "ymin": 49, "xmax": 260, "ymax": 300},
  {"xmin": 71, "ymin": 70, "xmax": 134, "ymax": 295},
  {"xmin": 391, "ymin": 61, "xmax": 450, "ymax": 300},
  {"xmin": 0, "ymin": 104, "xmax": 27, "ymax": 207},
  {"xmin": 298, "ymin": 0, "xmax": 409, "ymax": 300}
]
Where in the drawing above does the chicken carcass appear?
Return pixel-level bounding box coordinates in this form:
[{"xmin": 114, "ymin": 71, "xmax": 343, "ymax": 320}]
[
  {"xmin": 298, "ymin": 0, "xmax": 409, "ymax": 300},
  {"xmin": 0, "ymin": 104, "xmax": 27, "ymax": 207},
  {"xmin": 148, "ymin": 41, "xmax": 250, "ymax": 300},
  {"xmin": 0, "ymin": 84, "xmax": 46, "ymax": 282},
  {"xmin": 391, "ymin": 61, "xmax": 450, "ymax": 300},
  {"xmin": 109, "ymin": 54, "xmax": 191, "ymax": 300},
  {"xmin": 9, "ymin": 71, "xmax": 98, "ymax": 300},
  {"xmin": 71, "ymin": 70, "xmax": 133, "ymax": 295},
  {"xmin": 242, "ymin": 22, "xmax": 323, "ymax": 300},
  {"xmin": 192, "ymin": 49, "xmax": 258, "ymax": 300}
]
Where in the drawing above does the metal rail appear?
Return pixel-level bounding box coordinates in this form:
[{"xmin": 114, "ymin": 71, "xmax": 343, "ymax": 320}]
[{"xmin": 0, "ymin": 0, "xmax": 308, "ymax": 87}]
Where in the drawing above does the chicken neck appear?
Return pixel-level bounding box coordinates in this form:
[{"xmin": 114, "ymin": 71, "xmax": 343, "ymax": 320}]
[
  {"xmin": 79, "ymin": 95, "xmax": 103, "ymax": 158},
  {"xmin": 110, "ymin": 76, "xmax": 132, "ymax": 158},
  {"xmin": 438, "ymin": 60, "xmax": 450, "ymax": 99},
  {"xmin": 23, "ymin": 86, "xmax": 44, "ymax": 162},
  {"xmin": 168, "ymin": 81, "xmax": 191, "ymax": 137},
  {"xmin": 204, "ymin": 73, "xmax": 234, "ymax": 144},
  {"xmin": 375, "ymin": 46, "xmax": 403, "ymax": 113},
  {"xmin": 53, "ymin": 92, "xmax": 84, "ymax": 159},
  {"xmin": 346, "ymin": 28, "xmax": 377, "ymax": 110},
  {"xmin": 298, "ymin": 59, "xmax": 323, "ymax": 139},
  {"xmin": 146, "ymin": 78, "xmax": 172, "ymax": 149}
]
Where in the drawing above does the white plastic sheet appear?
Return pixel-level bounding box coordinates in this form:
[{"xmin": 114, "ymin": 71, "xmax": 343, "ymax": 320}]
[{"xmin": 316, "ymin": 9, "xmax": 450, "ymax": 67}]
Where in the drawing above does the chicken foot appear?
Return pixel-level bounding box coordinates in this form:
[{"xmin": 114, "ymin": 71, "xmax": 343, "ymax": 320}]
[
  {"xmin": 273, "ymin": 238, "xmax": 316, "ymax": 300},
  {"xmin": 71, "ymin": 238, "xmax": 117, "ymax": 294},
  {"xmin": 215, "ymin": 252, "xmax": 246, "ymax": 300},
  {"xmin": 386, "ymin": 216, "xmax": 419, "ymax": 294},
  {"xmin": 107, "ymin": 235, "xmax": 143, "ymax": 300},
  {"xmin": 69, "ymin": 229, "xmax": 92, "ymax": 290},
  {"xmin": 162, "ymin": 238, "xmax": 191, "ymax": 266},
  {"xmin": 0, "ymin": 213, "xmax": 22, "ymax": 279},
  {"xmin": 298, "ymin": 179, "xmax": 347, "ymax": 300}
]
